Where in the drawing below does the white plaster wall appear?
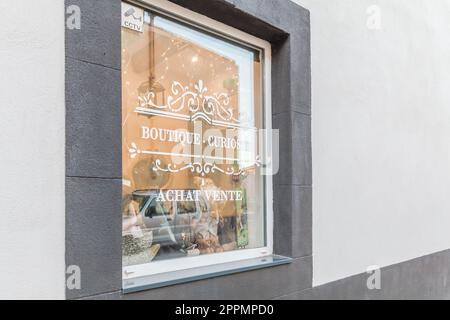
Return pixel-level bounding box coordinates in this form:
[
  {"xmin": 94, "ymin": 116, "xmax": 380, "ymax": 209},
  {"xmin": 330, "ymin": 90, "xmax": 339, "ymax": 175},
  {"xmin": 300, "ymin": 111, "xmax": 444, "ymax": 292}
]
[
  {"xmin": 0, "ymin": 0, "xmax": 65, "ymax": 299},
  {"xmin": 292, "ymin": 0, "xmax": 450, "ymax": 285}
]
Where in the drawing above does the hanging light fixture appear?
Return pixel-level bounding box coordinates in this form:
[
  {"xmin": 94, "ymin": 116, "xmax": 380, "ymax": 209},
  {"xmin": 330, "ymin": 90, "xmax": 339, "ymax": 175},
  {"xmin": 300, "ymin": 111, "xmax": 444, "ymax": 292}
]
[{"xmin": 138, "ymin": 14, "xmax": 165, "ymax": 105}]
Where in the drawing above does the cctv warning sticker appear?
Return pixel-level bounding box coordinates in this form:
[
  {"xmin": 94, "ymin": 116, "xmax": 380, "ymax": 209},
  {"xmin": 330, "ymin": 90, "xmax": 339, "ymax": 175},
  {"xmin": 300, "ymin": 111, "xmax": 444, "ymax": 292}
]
[{"xmin": 122, "ymin": 3, "xmax": 144, "ymax": 33}]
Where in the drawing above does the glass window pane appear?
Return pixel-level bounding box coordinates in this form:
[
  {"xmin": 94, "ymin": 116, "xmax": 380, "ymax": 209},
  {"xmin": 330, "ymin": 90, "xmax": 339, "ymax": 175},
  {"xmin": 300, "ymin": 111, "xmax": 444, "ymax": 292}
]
[{"xmin": 122, "ymin": 8, "xmax": 265, "ymax": 267}]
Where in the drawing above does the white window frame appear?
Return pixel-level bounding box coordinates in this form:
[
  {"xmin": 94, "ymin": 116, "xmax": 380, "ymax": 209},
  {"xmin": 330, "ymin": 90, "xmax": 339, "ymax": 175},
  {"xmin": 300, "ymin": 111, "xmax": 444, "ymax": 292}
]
[{"xmin": 122, "ymin": 0, "xmax": 273, "ymax": 280}]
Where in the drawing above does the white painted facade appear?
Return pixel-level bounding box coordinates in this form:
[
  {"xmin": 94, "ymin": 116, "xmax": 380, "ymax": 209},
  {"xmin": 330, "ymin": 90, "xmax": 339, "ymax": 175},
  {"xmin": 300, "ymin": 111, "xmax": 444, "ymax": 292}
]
[
  {"xmin": 1, "ymin": 0, "xmax": 449, "ymax": 299},
  {"xmin": 0, "ymin": 0, "xmax": 65, "ymax": 299},
  {"xmin": 293, "ymin": 0, "xmax": 450, "ymax": 285}
]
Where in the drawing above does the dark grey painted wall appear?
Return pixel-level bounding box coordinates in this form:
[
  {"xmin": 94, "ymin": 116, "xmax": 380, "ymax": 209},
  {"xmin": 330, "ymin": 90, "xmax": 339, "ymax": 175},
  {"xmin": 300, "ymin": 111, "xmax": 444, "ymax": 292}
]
[
  {"xmin": 83, "ymin": 248, "xmax": 450, "ymax": 300},
  {"xmin": 277, "ymin": 248, "xmax": 450, "ymax": 300},
  {"xmin": 65, "ymin": 0, "xmax": 312, "ymax": 300}
]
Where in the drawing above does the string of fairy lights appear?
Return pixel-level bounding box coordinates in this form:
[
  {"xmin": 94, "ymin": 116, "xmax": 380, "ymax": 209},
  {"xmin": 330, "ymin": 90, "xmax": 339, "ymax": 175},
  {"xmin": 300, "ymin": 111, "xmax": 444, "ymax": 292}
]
[{"xmin": 151, "ymin": 38, "xmax": 238, "ymax": 96}]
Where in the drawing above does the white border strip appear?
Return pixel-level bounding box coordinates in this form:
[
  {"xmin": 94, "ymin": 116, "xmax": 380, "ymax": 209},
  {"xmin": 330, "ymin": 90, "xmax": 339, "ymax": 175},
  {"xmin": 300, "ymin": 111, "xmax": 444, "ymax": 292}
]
[{"xmin": 123, "ymin": 0, "xmax": 273, "ymax": 280}]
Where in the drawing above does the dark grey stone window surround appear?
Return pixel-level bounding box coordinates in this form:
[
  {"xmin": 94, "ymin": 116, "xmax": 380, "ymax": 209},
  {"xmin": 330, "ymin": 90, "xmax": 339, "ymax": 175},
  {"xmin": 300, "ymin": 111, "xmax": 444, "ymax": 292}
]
[{"xmin": 65, "ymin": 0, "xmax": 311, "ymax": 300}]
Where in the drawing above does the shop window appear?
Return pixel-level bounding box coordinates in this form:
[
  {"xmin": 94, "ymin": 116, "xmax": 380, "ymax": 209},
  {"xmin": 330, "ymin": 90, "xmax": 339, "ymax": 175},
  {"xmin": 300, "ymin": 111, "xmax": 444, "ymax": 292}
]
[{"xmin": 121, "ymin": 1, "xmax": 273, "ymax": 280}]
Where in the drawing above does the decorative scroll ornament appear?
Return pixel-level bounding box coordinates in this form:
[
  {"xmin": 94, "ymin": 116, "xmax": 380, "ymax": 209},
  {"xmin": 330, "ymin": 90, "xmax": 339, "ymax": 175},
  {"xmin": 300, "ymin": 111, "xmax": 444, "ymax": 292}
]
[
  {"xmin": 128, "ymin": 143, "xmax": 140, "ymax": 159},
  {"xmin": 137, "ymin": 80, "xmax": 245, "ymax": 128},
  {"xmin": 152, "ymin": 158, "xmax": 262, "ymax": 177},
  {"xmin": 127, "ymin": 143, "xmax": 261, "ymax": 177}
]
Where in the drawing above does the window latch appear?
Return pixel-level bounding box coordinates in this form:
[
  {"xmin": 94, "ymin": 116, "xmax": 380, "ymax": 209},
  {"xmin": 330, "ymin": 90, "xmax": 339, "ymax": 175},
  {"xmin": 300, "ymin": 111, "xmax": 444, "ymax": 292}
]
[{"xmin": 124, "ymin": 270, "xmax": 135, "ymax": 276}]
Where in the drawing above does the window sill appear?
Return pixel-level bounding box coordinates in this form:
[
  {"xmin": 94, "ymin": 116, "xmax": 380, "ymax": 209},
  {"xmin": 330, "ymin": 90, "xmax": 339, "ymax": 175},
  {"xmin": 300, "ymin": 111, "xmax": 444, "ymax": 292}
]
[{"xmin": 122, "ymin": 255, "xmax": 292, "ymax": 294}]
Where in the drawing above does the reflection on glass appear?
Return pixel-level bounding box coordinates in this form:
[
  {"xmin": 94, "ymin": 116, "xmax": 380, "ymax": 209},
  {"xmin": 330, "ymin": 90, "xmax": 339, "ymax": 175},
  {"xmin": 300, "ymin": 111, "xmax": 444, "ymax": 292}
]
[{"xmin": 122, "ymin": 9, "xmax": 264, "ymax": 267}]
